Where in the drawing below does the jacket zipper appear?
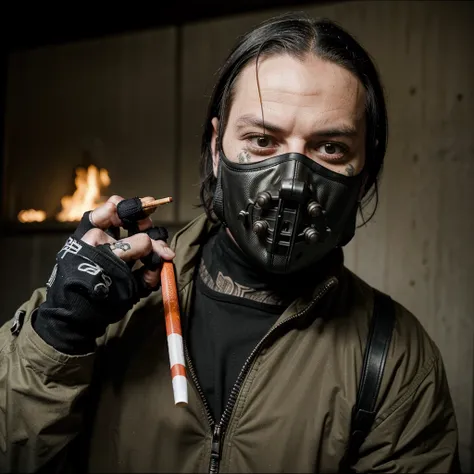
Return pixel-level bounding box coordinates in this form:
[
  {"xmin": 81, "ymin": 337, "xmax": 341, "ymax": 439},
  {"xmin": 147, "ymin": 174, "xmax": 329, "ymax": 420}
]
[
  {"xmin": 183, "ymin": 341, "xmax": 223, "ymax": 474},
  {"xmin": 183, "ymin": 340, "xmax": 214, "ymax": 428},
  {"xmin": 184, "ymin": 277, "xmax": 337, "ymax": 474}
]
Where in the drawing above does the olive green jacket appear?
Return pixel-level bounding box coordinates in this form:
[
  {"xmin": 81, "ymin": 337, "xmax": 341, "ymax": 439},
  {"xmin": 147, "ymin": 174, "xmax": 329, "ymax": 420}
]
[{"xmin": 0, "ymin": 214, "xmax": 459, "ymax": 473}]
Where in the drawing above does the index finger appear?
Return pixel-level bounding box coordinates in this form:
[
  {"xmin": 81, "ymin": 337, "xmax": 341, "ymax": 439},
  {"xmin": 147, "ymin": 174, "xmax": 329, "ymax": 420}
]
[
  {"xmin": 90, "ymin": 195, "xmax": 153, "ymax": 232},
  {"xmin": 89, "ymin": 195, "xmax": 125, "ymax": 229}
]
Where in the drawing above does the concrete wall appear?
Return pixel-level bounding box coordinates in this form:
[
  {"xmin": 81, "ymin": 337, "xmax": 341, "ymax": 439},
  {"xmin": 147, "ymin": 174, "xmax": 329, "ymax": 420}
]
[{"xmin": 1, "ymin": 0, "xmax": 473, "ymax": 469}]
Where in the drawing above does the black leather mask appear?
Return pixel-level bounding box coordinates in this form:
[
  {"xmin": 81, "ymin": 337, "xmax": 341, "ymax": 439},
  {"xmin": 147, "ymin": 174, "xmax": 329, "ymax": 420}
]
[{"xmin": 212, "ymin": 151, "xmax": 365, "ymax": 274}]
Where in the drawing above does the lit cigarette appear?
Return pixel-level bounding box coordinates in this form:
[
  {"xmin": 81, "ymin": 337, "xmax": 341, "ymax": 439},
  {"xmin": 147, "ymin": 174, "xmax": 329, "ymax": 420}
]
[
  {"xmin": 161, "ymin": 261, "xmax": 188, "ymax": 406},
  {"xmin": 140, "ymin": 196, "xmax": 173, "ymax": 214}
]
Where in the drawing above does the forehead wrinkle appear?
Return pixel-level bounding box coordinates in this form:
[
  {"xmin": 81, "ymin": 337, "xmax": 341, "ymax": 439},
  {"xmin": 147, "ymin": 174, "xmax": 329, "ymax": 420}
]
[
  {"xmin": 258, "ymin": 87, "xmax": 324, "ymax": 99},
  {"xmin": 255, "ymin": 94, "xmax": 365, "ymax": 121},
  {"xmin": 230, "ymin": 54, "xmax": 366, "ymax": 130},
  {"xmin": 256, "ymin": 86, "xmax": 364, "ymax": 109},
  {"xmin": 258, "ymin": 99, "xmax": 352, "ymax": 111}
]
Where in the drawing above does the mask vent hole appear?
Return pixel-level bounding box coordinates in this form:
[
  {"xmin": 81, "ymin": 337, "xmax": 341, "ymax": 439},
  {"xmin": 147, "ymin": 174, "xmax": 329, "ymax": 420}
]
[{"xmin": 282, "ymin": 221, "xmax": 291, "ymax": 232}]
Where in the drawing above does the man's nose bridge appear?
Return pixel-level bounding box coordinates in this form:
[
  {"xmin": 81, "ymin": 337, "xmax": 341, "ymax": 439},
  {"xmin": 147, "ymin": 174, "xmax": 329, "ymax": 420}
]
[{"xmin": 285, "ymin": 139, "xmax": 307, "ymax": 157}]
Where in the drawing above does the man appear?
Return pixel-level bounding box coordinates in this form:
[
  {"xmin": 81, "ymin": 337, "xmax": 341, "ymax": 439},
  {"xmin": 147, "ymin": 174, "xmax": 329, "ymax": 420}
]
[{"xmin": 0, "ymin": 12, "xmax": 460, "ymax": 473}]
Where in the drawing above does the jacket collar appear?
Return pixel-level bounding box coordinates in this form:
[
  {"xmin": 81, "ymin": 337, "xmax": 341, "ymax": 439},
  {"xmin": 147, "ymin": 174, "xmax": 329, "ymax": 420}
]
[{"xmin": 169, "ymin": 213, "xmax": 217, "ymax": 291}]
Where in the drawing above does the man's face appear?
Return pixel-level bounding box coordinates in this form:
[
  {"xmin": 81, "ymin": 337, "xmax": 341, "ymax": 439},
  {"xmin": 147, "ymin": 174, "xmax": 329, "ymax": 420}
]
[{"xmin": 211, "ymin": 53, "xmax": 367, "ymax": 178}]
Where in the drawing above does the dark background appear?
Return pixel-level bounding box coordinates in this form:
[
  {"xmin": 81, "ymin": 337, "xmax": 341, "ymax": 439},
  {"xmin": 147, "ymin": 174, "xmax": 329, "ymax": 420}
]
[{"xmin": 0, "ymin": 1, "xmax": 472, "ymax": 470}]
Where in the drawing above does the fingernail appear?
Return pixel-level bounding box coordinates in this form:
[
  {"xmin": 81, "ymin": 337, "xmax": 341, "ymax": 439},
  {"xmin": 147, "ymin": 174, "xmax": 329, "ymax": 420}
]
[{"xmin": 88, "ymin": 211, "xmax": 97, "ymax": 227}]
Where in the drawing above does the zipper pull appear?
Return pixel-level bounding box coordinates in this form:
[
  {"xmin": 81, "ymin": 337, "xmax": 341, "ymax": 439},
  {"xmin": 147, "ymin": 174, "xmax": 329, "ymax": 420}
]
[{"xmin": 209, "ymin": 424, "xmax": 222, "ymax": 474}]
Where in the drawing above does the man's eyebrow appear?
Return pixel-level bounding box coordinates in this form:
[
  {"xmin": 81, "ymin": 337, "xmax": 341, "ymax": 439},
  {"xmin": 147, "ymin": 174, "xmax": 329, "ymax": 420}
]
[
  {"xmin": 235, "ymin": 114, "xmax": 283, "ymax": 134},
  {"xmin": 235, "ymin": 114, "xmax": 358, "ymax": 138},
  {"xmin": 314, "ymin": 125, "xmax": 358, "ymax": 138}
]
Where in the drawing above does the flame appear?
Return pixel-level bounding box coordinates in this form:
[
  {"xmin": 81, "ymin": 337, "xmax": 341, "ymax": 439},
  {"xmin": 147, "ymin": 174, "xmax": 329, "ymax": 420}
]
[
  {"xmin": 18, "ymin": 164, "xmax": 111, "ymax": 223},
  {"xmin": 56, "ymin": 165, "xmax": 111, "ymax": 222},
  {"xmin": 18, "ymin": 209, "xmax": 47, "ymax": 223}
]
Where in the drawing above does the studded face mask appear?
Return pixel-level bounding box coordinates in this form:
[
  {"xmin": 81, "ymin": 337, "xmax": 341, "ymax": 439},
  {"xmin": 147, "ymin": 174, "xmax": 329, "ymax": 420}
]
[{"xmin": 212, "ymin": 151, "xmax": 365, "ymax": 274}]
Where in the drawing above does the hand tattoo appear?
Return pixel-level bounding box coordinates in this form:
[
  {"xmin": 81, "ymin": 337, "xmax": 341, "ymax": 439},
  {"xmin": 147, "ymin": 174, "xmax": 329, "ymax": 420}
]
[
  {"xmin": 345, "ymin": 164, "xmax": 355, "ymax": 176},
  {"xmin": 109, "ymin": 241, "xmax": 131, "ymax": 252},
  {"xmin": 238, "ymin": 150, "xmax": 252, "ymax": 164}
]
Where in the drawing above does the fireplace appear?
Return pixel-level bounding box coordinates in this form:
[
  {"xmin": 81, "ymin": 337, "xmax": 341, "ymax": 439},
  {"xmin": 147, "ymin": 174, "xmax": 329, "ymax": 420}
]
[
  {"xmin": 15, "ymin": 158, "xmax": 111, "ymax": 226},
  {"xmin": 1, "ymin": 27, "xmax": 188, "ymax": 236},
  {"xmin": 2, "ymin": 142, "xmax": 177, "ymax": 234}
]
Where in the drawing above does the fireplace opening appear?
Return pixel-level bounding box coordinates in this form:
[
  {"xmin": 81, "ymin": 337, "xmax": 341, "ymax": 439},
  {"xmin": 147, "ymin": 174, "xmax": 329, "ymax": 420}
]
[
  {"xmin": 1, "ymin": 27, "xmax": 181, "ymax": 235},
  {"xmin": 17, "ymin": 164, "xmax": 111, "ymax": 224}
]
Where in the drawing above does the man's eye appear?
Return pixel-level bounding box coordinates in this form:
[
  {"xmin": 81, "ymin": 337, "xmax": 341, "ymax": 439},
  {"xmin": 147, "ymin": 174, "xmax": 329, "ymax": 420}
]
[
  {"xmin": 317, "ymin": 143, "xmax": 346, "ymax": 157},
  {"xmin": 250, "ymin": 135, "xmax": 273, "ymax": 148}
]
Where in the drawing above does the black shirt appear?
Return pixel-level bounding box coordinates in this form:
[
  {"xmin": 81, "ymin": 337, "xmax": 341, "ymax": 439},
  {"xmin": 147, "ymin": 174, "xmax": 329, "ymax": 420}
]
[{"xmin": 187, "ymin": 227, "xmax": 288, "ymax": 421}]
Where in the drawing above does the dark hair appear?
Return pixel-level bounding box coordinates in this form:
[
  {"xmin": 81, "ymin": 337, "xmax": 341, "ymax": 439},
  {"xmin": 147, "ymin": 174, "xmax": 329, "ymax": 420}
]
[{"xmin": 199, "ymin": 11, "xmax": 388, "ymax": 225}]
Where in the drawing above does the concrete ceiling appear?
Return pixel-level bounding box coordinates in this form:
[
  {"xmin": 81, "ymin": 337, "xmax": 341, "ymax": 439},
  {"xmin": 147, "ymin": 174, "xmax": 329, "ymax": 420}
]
[{"xmin": 1, "ymin": 0, "xmax": 345, "ymax": 51}]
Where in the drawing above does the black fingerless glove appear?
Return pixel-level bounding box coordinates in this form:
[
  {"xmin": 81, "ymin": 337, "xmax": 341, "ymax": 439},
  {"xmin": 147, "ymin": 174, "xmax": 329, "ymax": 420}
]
[
  {"xmin": 33, "ymin": 212, "xmax": 165, "ymax": 355},
  {"xmin": 33, "ymin": 235, "xmax": 152, "ymax": 355}
]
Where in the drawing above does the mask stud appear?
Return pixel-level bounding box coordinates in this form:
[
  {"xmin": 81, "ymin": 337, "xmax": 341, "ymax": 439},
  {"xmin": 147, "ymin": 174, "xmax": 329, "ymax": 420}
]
[
  {"xmin": 307, "ymin": 200, "xmax": 323, "ymax": 218},
  {"xmin": 253, "ymin": 220, "xmax": 268, "ymax": 237},
  {"xmin": 238, "ymin": 210, "xmax": 249, "ymax": 222},
  {"xmin": 303, "ymin": 227, "xmax": 319, "ymax": 244},
  {"xmin": 255, "ymin": 191, "xmax": 273, "ymax": 209}
]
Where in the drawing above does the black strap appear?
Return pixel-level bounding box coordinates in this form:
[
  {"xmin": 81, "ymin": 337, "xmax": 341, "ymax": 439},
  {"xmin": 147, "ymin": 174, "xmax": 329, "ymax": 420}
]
[{"xmin": 339, "ymin": 289, "xmax": 396, "ymax": 472}]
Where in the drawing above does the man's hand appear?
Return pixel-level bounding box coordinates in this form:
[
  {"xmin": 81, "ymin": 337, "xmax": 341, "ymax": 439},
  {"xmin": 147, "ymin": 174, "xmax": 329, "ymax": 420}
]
[
  {"xmin": 85, "ymin": 194, "xmax": 174, "ymax": 286},
  {"xmin": 32, "ymin": 195, "xmax": 175, "ymax": 355}
]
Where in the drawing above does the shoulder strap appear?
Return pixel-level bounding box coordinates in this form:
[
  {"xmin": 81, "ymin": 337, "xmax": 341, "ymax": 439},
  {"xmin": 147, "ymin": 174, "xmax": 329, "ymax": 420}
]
[{"xmin": 339, "ymin": 289, "xmax": 396, "ymax": 472}]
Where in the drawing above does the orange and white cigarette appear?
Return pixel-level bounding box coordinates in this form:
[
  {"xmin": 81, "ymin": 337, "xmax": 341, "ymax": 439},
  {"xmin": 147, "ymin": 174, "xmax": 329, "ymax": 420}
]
[{"xmin": 160, "ymin": 261, "xmax": 188, "ymax": 405}]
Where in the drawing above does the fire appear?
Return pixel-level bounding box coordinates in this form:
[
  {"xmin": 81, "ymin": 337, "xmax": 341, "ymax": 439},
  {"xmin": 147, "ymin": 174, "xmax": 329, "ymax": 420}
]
[
  {"xmin": 17, "ymin": 164, "xmax": 111, "ymax": 223},
  {"xmin": 56, "ymin": 165, "xmax": 111, "ymax": 222},
  {"xmin": 18, "ymin": 209, "xmax": 47, "ymax": 223}
]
